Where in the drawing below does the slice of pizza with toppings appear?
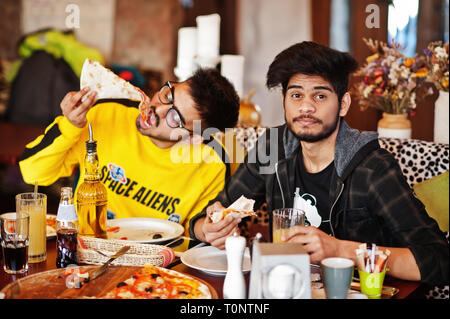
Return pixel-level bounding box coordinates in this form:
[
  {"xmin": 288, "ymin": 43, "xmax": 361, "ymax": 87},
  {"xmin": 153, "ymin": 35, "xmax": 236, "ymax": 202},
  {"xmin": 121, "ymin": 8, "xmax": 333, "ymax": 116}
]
[
  {"xmin": 80, "ymin": 59, "xmax": 150, "ymax": 126},
  {"xmin": 208, "ymin": 195, "xmax": 257, "ymax": 223}
]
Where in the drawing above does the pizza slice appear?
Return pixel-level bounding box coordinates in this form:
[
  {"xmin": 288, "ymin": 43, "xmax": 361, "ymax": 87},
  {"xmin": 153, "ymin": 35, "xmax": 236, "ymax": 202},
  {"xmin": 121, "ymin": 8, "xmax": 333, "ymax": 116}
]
[
  {"xmin": 208, "ymin": 195, "xmax": 257, "ymax": 223},
  {"xmin": 80, "ymin": 59, "xmax": 149, "ymax": 122}
]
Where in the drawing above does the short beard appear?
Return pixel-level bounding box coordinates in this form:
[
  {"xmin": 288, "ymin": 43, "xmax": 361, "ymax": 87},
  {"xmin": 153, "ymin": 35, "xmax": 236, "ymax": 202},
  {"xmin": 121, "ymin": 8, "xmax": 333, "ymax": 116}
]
[{"xmin": 288, "ymin": 107, "xmax": 341, "ymax": 143}]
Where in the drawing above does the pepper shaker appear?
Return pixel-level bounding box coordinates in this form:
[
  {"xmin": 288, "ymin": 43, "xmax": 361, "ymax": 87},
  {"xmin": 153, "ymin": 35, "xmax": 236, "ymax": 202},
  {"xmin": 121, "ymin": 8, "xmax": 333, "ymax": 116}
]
[{"xmin": 223, "ymin": 232, "xmax": 246, "ymax": 299}]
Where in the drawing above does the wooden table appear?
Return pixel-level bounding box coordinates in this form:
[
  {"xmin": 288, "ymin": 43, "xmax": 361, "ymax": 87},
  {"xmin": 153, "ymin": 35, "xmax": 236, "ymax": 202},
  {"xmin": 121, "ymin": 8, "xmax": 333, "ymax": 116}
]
[
  {"xmin": 0, "ymin": 238, "xmax": 424, "ymax": 299},
  {"xmin": 0, "ymin": 121, "xmax": 44, "ymax": 165}
]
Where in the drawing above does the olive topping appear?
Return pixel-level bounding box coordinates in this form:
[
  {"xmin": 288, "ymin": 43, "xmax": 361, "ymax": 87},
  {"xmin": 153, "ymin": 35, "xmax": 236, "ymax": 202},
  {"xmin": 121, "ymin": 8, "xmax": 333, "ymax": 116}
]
[
  {"xmin": 116, "ymin": 282, "xmax": 127, "ymax": 288},
  {"xmin": 179, "ymin": 291, "xmax": 189, "ymax": 295},
  {"xmin": 145, "ymin": 287, "xmax": 153, "ymax": 292},
  {"xmin": 151, "ymin": 274, "xmax": 161, "ymax": 279}
]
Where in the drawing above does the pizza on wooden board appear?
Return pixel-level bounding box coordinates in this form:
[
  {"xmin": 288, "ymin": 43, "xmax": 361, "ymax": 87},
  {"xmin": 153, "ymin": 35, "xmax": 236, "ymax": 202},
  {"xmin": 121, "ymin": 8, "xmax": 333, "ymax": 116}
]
[{"xmin": 100, "ymin": 264, "xmax": 212, "ymax": 299}]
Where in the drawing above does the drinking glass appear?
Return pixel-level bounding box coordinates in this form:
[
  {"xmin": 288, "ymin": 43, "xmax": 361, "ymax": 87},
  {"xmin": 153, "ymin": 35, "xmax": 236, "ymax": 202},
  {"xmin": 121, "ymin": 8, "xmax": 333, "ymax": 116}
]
[
  {"xmin": 16, "ymin": 193, "xmax": 47, "ymax": 263},
  {"xmin": 272, "ymin": 208, "xmax": 305, "ymax": 243},
  {"xmin": 1, "ymin": 212, "xmax": 30, "ymax": 274}
]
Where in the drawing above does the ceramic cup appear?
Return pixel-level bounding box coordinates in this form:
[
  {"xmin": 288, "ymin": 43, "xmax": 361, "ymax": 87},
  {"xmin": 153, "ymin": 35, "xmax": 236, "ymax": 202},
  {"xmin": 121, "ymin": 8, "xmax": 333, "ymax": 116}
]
[{"xmin": 321, "ymin": 257, "xmax": 355, "ymax": 299}]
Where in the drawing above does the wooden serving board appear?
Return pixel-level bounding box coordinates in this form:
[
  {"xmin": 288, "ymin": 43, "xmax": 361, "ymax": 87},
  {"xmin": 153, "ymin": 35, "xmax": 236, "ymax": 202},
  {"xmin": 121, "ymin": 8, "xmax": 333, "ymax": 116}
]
[{"xmin": 1, "ymin": 266, "xmax": 218, "ymax": 299}]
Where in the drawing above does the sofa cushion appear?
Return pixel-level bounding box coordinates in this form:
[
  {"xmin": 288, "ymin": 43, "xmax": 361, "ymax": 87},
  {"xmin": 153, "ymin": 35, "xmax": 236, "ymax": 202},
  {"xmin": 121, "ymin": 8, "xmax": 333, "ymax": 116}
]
[
  {"xmin": 378, "ymin": 138, "xmax": 449, "ymax": 188},
  {"xmin": 413, "ymin": 171, "xmax": 449, "ymax": 232}
]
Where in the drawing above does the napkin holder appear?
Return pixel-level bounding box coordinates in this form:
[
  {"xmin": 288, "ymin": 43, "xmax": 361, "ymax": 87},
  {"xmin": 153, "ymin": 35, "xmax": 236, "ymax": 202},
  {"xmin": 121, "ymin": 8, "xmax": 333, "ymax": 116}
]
[{"xmin": 248, "ymin": 242, "xmax": 311, "ymax": 299}]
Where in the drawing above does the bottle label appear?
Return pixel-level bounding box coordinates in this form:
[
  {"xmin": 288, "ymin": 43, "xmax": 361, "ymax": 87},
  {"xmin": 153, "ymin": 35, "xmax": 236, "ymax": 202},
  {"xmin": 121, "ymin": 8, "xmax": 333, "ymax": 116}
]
[{"xmin": 56, "ymin": 204, "xmax": 78, "ymax": 222}]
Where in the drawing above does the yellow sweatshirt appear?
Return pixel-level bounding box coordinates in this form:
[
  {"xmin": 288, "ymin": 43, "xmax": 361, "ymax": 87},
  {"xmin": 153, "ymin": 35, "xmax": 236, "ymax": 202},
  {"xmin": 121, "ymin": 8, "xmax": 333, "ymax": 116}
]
[{"xmin": 19, "ymin": 101, "xmax": 228, "ymax": 236}]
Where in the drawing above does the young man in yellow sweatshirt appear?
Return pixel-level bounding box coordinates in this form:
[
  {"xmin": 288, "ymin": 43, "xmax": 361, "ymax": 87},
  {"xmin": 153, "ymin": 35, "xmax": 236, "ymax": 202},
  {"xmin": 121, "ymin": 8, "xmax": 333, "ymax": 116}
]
[{"xmin": 19, "ymin": 68, "xmax": 240, "ymax": 236}]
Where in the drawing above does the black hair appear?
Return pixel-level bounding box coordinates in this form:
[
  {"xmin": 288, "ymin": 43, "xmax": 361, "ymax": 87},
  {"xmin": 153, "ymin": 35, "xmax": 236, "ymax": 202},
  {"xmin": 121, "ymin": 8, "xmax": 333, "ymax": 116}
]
[
  {"xmin": 188, "ymin": 68, "xmax": 240, "ymax": 132},
  {"xmin": 266, "ymin": 41, "xmax": 358, "ymax": 102}
]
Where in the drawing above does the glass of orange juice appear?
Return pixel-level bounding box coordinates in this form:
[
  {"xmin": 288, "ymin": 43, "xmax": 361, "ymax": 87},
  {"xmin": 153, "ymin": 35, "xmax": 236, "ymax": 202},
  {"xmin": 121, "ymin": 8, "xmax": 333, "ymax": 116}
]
[
  {"xmin": 272, "ymin": 208, "xmax": 305, "ymax": 243},
  {"xmin": 16, "ymin": 193, "xmax": 47, "ymax": 263}
]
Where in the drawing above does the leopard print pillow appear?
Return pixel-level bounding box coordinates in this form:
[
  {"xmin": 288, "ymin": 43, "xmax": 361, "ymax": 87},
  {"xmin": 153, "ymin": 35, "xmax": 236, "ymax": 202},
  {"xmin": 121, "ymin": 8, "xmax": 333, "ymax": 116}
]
[{"xmin": 378, "ymin": 138, "xmax": 449, "ymax": 188}]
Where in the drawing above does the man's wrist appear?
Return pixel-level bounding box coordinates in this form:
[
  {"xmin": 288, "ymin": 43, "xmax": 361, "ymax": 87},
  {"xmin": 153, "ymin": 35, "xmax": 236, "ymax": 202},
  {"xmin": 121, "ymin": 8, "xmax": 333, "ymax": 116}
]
[
  {"xmin": 192, "ymin": 216, "xmax": 207, "ymax": 242},
  {"xmin": 337, "ymin": 239, "xmax": 360, "ymax": 261}
]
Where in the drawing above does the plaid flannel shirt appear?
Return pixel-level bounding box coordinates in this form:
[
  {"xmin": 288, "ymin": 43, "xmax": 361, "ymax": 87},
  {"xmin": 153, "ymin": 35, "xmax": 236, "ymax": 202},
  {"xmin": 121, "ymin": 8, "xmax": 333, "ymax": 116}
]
[{"xmin": 190, "ymin": 123, "xmax": 449, "ymax": 286}]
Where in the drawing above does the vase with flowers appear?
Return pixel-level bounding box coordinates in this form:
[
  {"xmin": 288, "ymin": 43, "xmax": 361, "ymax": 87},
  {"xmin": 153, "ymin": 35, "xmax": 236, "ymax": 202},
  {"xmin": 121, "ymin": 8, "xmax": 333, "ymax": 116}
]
[
  {"xmin": 424, "ymin": 41, "xmax": 449, "ymax": 144},
  {"xmin": 352, "ymin": 38, "xmax": 428, "ymax": 139}
]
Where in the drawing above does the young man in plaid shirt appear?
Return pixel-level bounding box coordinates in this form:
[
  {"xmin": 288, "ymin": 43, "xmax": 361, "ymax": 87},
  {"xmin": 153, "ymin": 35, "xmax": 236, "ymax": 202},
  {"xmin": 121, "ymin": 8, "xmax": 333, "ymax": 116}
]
[{"xmin": 191, "ymin": 42, "xmax": 448, "ymax": 286}]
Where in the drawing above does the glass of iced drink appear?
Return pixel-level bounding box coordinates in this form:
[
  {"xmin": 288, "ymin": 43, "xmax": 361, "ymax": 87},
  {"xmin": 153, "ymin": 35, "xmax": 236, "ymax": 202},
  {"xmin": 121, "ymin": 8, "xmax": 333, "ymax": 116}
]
[
  {"xmin": 272, "ymin": 208, "xmax": 305, "ymax": 243},
  {"xmin": 16, "ymin": 193, "xmax": 47, "ymax": 263},
  {"xmin": 1, "ymin": 212, "xmax": 30, "ymax": 274}
]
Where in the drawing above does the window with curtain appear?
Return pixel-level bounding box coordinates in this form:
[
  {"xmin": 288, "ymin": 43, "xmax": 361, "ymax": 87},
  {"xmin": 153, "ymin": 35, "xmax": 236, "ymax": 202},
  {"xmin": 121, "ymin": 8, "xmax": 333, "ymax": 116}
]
[
  {"xmin": 329, "ymin": 0, "xmax": 351, "ymax": 52},
  {"xmin": 387, "ymin": 0, "xmax": 419, "ymax": 57},
  {"xmin": 443, "ymin": 0, "xmax": 449, "ymax": 42}
]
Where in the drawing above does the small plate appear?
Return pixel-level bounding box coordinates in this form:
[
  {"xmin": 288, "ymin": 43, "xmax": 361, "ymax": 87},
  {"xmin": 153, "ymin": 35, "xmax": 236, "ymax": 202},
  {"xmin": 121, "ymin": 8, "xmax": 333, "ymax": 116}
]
[
  {"xmin": 106, "ymin": 218, "xmax": 184, "ymax": 244},
  {"xmin": 181, "ymin": 245, "xmax": 252, "ymax": 276},
  {"xmin": 46, "ymin": 214, "xmax": 57, "ymax": 239}
]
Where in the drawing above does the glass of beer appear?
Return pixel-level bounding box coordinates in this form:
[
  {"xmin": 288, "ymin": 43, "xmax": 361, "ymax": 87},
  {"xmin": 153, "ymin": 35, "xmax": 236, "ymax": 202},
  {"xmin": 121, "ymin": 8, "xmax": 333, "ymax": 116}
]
[
  {"xmin": 1, "ymin": 212, "xmax": 30, "ymax": 274},
  {"xmin": 16, "ymin": 193, "xmax": 47, "ymax": 263},
  {"xmin": 272, "ymin": 208, "xmax": 305, "ymax": 243}
]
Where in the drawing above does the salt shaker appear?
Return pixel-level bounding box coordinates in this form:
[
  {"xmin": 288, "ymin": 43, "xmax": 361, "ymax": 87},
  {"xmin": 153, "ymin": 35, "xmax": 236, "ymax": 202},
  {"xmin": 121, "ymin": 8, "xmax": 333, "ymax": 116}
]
[{"xmin": 223, "ymin": 232, "xmax": 246, "ymax": 299}]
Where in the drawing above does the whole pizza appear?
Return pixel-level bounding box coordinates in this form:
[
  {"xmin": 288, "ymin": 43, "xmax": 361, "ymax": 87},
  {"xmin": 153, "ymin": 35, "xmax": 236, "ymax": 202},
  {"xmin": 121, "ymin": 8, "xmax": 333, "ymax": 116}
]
[{"xmin": 101, "ymin": 265, "xmax": 212, "ymax": 299}]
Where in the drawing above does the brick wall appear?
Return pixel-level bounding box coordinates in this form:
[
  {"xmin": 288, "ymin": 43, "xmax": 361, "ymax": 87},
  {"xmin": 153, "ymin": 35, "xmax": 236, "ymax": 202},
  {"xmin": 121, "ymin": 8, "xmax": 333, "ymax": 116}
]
[{"xmin": 111, "ymin": 0, "xmax": 184, "ymax": 81}]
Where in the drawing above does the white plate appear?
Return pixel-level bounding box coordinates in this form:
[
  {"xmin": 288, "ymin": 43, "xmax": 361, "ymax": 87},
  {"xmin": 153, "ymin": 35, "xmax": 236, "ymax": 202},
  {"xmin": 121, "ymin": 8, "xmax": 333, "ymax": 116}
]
[
  {"xmin": 46, "ymin": 214, "xmax": 57, "ymax": 239},
  {"xmin": 181, "ymin": 245, "xmax": 252, "ymax": 276},
  {"xmin": 106, "ymin": 218, "xmax": 184, "ymax": 244}
]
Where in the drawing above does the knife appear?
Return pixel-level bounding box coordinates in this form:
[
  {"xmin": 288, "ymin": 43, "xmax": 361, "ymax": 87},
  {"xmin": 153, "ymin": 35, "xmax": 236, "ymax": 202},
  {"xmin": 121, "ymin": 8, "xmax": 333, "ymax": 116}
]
[{"xmin": 84, "ymin": 245, "xmax": 131, "ymax": 283}]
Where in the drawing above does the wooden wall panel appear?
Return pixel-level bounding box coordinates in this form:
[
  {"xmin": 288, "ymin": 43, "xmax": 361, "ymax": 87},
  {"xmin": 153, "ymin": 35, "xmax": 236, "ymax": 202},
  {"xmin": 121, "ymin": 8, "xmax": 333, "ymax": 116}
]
[
  {"xmin": 311, "ymin": 0, "xmax": 331, "ymax": 46},
  {"xmin": 346, "ymin": 0, "xmax": 388, "ymax": 133}
]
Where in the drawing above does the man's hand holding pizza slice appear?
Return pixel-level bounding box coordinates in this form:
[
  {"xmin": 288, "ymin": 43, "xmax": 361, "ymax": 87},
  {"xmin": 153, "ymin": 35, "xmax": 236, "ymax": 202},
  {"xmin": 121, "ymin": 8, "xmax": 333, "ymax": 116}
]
[
  {"xmin": 198, "ymin": 196, "xmax": 257, "ymax": 249},
  {"xmin": 60, "ymin": 87, "xmax": 98, "ymax": 128},
  {"xmin": 61, "ymin": 59, "xmax": 151, "ymax": 129}
]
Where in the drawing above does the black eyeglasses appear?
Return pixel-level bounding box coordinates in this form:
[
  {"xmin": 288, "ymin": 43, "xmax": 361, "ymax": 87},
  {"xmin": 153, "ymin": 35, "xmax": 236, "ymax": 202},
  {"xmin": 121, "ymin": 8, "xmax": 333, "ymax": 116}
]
[{"xmin": 158, "ymin": 81, "xmax": 193, "ymax": 134}]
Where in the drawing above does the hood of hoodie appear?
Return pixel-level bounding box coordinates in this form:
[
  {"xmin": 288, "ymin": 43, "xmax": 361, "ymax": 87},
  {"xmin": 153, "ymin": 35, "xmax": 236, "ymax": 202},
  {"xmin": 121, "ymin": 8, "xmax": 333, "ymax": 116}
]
[{"xmin": 282, "ymin": 120, "xmax": 379, "ymax": 179}]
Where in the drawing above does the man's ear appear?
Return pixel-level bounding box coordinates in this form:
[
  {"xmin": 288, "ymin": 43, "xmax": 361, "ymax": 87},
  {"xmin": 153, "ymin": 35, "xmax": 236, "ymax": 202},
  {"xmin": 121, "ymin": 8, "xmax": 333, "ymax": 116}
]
[
  {"xmin": 339, "ymin": 92, "xmax": 351, "ymax": 117},
  {"xmin": 282, "ymin": 92, "xmax": 286, "ymax": 109}
]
